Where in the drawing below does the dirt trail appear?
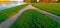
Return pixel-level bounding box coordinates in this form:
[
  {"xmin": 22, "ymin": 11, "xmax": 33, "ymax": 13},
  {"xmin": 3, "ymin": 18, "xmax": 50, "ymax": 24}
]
[{"xmin": 0, "ymin": 4, "xmax": 60, "ymax": 28}]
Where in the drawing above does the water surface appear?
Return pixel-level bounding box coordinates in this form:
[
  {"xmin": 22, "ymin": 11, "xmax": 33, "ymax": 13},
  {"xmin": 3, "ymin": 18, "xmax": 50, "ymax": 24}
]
[{"xmin": 0, "ymin": 2, "xmax": 26, "ymax": 10}]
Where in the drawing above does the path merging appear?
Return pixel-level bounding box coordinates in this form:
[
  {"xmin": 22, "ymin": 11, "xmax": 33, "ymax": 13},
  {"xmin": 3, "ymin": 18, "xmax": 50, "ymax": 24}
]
[{"xmin": 0, "ymin": 4, "xmax": 60, "ymax": 28}]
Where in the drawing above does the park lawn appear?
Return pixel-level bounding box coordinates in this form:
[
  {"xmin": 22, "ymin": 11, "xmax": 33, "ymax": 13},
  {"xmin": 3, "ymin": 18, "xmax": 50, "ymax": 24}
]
[
  {"xmin": 32, "ymin": 3, "xmax": 60, "ymax": 16},
  {"xmin": 10, "ymin": 9, "xmax": 60, "ymax": 28},
  {"xmin": 0, "ymin": 4, "xmax": 28, "ymax": 23}
]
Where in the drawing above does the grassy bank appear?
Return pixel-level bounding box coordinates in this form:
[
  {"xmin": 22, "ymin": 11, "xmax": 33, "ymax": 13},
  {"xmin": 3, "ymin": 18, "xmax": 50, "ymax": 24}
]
[
  {"xmin": 32, "ymin": 3, "xmax": 60, "ymax": 16},
  {"xmin": 0, "ymin": 4, "xmax": 28, "ymax": 23},
  {"xmin": 10, "ymin": 9, "xmax": 60, "ymax": 28}
]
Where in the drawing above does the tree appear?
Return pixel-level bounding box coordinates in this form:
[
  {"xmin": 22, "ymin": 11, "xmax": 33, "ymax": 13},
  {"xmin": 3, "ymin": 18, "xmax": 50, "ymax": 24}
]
[
  {"xmin": 58, "ymin": 0, "xmax": 60, "ymax": 2},
  {"xmin": 24, "ymin": 0, "xmax": 37, "ymax": 3},
  {"xmin": 24, "ymin": 0, "xmax": 31, "ymax": 3}
]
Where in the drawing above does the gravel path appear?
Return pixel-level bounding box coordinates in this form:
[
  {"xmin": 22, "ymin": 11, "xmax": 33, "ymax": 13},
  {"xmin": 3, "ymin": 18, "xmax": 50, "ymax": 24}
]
[{"xmin": 0, "ymin": 4, "xmax": 60, "ymax": 28}]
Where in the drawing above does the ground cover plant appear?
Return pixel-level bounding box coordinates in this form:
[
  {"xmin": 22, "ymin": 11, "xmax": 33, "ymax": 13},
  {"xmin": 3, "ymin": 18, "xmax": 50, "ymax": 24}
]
[
  {"xmin": 32, "ymin": 3, "xmax": 60, "ymax": 16},
  {"xmin": 11, "ymin": 9, "xmax": 60, "ymax": 28},
  {"xmin": 0, "ymin": 4, "xmax": 28, "ymax": 23}
]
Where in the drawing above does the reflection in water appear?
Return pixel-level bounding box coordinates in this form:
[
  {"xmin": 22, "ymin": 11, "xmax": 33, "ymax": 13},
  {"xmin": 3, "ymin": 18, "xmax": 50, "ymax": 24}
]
[{"xmin": 0, "ymin": 1, "xmax": 26, "ymax": 10}]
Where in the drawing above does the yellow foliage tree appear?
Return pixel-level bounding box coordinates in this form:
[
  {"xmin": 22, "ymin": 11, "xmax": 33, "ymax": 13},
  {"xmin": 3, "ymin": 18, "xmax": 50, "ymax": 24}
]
[
  {"xmin": 0, "ymin": 0, "xmax": 8, "ymax": 2},
  {"xmin": 0, "ymin": 0, "xmax": 9, "ymax": 3}
]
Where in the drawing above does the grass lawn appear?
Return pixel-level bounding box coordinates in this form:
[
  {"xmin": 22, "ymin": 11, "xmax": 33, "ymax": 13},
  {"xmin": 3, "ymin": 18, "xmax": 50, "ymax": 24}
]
[
  {"xmin": 10, "ymin": 9, "xmax": 60, "ymax": 28},
  {"xmin": 0, "ymin": 4, "xmax": 28, "ymax": 23},
  {"xmin": 32, "ymin": 3, "xmax": 60, "ymax": 16}
]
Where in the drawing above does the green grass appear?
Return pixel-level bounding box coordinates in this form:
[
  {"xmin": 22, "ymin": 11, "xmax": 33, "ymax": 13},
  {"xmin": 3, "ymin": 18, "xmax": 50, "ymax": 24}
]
[
  {"xmin": 10, "ymin": 9, "xmax": 60, "ymax": 28},
  {"xmin": 0, "ymin": 4, "xmax": 28, "ymax": 23},
  {"xmin": 32, "ymin": 3, "xmax": 60, "ymax": 16}
]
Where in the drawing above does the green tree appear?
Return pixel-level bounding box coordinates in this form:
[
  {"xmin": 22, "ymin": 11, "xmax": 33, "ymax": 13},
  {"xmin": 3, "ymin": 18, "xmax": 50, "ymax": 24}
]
[
  {"xmin": 24, "ymin": 0, "xmax": 37, "ymax": 3},
  {"xmin": 31, "ymin": 0, "xmax": 37, "ymax": 3},
  {"xmin": 58, "ymin": 0, "xmax": 60, "ymax": 2},
  {"xmin": 24, "ymin": 0, "xmax": 31, "ymax": 3}
]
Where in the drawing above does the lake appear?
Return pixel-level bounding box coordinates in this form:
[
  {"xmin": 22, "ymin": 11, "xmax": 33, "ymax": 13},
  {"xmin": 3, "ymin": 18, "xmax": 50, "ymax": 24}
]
[{"xmin": 0, "ymin": 2, "xmax": 26, "ymax": 10}]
